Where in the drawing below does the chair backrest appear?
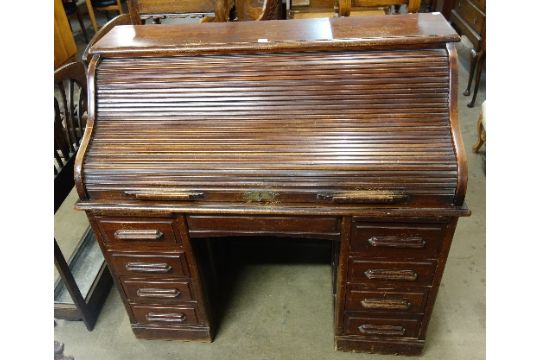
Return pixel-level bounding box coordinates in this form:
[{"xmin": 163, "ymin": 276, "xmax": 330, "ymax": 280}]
[
  {"xmin": 344, "ymin": 0, "xmax": 420, "ymax": 14},
  {"xmin": 229, "ymin": 0, "xmax": 282, "ymax": 21},
  {"xmin": 128, "ymin": 0, "xmax": 216, "ymax": 24},
  {"xmin": 54, "ymin": 61, "xmax": 88, "ymax": 212}
]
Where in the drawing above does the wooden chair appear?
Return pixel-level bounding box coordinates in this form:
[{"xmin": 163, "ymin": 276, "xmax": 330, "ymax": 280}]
[
  {"xmin": 85, "ymin": 0, "xmax": 123, "ymax": 32},
  {"xmin": 62, "ymin": 0, "xmax": 90, "ymax": 43},
  {"xmin": 289, "ymin": 0, "xmax": 420, "ymax": 19},
  {"xmin": 473, "ymin": 100, "xmax": 486, "ymax": 153},
  {"xmin": 54, "ymin": 62, "xmax": 112, "ymax": 330},
  {"xmin": 207, "ymin": 0, "xmax": 283, "ymax": 22}
]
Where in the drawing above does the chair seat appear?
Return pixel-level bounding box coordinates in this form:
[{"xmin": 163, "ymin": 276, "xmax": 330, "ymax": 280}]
[{"xmin": 92, "ymin": 0, "xmax": 117, "ymax": 7}]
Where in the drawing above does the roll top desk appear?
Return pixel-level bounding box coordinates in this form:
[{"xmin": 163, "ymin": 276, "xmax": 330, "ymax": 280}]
[{"xmin": 76, "ymin": 14, "xmax": 469, "ymax": 355}]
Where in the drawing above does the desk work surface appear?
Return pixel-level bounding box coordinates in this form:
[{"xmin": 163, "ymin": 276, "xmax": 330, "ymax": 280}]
[
  {"xmin": 76, "ymin": 14, "xmax": 469, "ymax": 356},
  {"xmin": 89, "ymin": 13, "xmax": 460, "ymax": 56}
]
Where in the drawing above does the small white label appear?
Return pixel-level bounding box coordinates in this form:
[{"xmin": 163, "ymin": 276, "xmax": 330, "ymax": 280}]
[
  {"xmin": 432, "ymin": 12, "xmax": 441, "ymax": 15},
  {"xmin": 258, "ymin": 38, "xmax": 269, "ymax": 43}
]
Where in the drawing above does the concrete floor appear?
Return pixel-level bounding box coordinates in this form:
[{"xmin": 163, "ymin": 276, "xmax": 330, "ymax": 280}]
[{"xmin": 54, "ymin": 21, "xmax": 486, "ymax": 360}]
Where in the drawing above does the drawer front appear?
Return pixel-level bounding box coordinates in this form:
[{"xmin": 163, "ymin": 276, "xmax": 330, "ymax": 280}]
[
  {"xmin": 350, "ymin": 221, "xmax": 446, "ymax": 259},
  {"xmin": 349, "ymin": 259, "xmax": 436, "ymax": 286},
  {"xmin": 121, "ymin": 278, "xmax": 194, "ymax": 305},
  {"xmin": 131, "ymin": 305, "xmax": 200, "ymax": 326},
  {"xmin": 346, "ymin": 287, "xmax": 428, "ymax": 314},
  {"xmin": 95, "ymin": 217, "xmax": 180, "ymax": 248},
  {"xmin": 455, "ymin": 0, "xmax": 485, "ymax": 33},
  {"xmin": 344, "ymin": 315, "xmax": 421, "ymax": 338},
  {"xmin": 109, "ymin": 252, "xmax": 190, "ymax": 278},
  {"xmin": 187, "ymin": 215, "xmax": 340, "ymax": 239}
]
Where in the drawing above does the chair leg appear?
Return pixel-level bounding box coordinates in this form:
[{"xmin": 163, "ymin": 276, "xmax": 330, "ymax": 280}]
[
  {"xmin": 75, "ymin": 9, "xmax": 89, "ymax": 43},
  {"xmin": 467, "ymin": 50, "xmax": 485, "ymax": 108},
  {"xmin": 472, "ymin": 112, "xmax": 485, "ymax": 153},
  {"xmin": 464, "ymin": 48, "xmax": 478, "ymax": 96},
  {"xmin": 85, "ymin": 0, "xmax": 99, "ymax": 32}
]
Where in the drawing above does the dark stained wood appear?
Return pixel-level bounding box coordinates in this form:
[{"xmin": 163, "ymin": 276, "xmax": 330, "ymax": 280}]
[
  {"xmin": 75, "ymin": 15, "xmax": 468, "ymax": 354},
  {"xmin": 88, "ymin": 14, "xmax": 460, "ymax": 57}
]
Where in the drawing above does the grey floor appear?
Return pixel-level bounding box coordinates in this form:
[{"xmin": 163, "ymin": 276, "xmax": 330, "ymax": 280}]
[{"xmin": 55, "ymin": 16, "xmax": 486, "ymax": 360}]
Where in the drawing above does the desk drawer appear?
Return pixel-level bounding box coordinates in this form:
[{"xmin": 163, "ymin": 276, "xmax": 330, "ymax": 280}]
[
  {"xmin": 131, "ymin": 305, "xmax": 200, "ymax": 326},
  {"xmin": 344, "ymin": 315, "xmax": 421, "ymax": 338},
  {"xmin": 346, "ymin": 286, "xmax": 428, "ymax": 314},
  {"xmin": 350, "ymin": 221, "xmax": 445, "ymax": 259},
  {"xmin": 349, "ymin": 259, "xmax": 436, "ymax": 286},
  {"xmin": 95, "ymin": 217, "xmax": 180, "ymax": 249},
  {"xmin": 121, "ymin": 278, "xmax": 194, "ymax": 305},
  {"xmin": 187, "ymin": 215, "xmax": 340, "ymax": 239},
  {"xmin": 109, "ymin": 252, "xmax": 190, "ymax": 278}
]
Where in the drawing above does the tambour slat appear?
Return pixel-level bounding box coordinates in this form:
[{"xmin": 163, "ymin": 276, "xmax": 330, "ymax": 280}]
[{"xmin": 84, "ymin": 48, "xmax": 458, "ymax": 204}]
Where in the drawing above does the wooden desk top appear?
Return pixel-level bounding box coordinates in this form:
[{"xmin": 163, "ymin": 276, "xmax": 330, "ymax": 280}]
[{"xmin": 89, "ymin": 14, "xmax": 460, "ymax": 57}]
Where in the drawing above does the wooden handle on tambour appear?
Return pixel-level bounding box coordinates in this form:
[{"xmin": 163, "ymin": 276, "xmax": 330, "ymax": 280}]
[
  {"xmin": 136, "ymin": 288, "xmax": 181, "ymax": 299},
  {"xmin": 114, "ymin": 229, "xmax": 164, "ymax": 241},
  {"xmin": 364, "ymin": 269, "xmax": 418, "ymax": 281},
  {"xmin": 360, "ymin": 298, "xmax": 411, "ymax": 310},
  {"xmin": 358, "ymin": 324, "xmax": 406, "ymax": 336},
  {"xmin": 125, "ymin": 262, "xmax": 172, "ymax": 273},
  {"xmin": 145, "ymin": 312, "xmax": 186, "ymax": 323},
  {"xmin": 317, "ymin": 191, "xmax": 408, "ymax": 204},
  {"xmin": 125, "ymin": 190, "xmax": 204, "ymax": 201},
  {"xmin": 368, "ymin": 236, "xmax": 426, "ymax": 248}
]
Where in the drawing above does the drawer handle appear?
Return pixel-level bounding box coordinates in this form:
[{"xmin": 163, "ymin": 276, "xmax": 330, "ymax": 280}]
[
  {"xmin": 136, "ymin": 288, "xmax": 181, "ymax": 299},
  {"xmin": 368, "ymin": 236, "xmax": 426, "ymax": 249},
  {"xmin": 125, "ymin": 190, "xmax": 204, "ymax": 201},
  {"xmin": 145, "ymin": 312, "xmax": 186, "ymax": 323},
  {"xmin": 125, "ymin": 262, "xmax": 172, "ymax": 273},
  {"xmin": 364, "ymin": 269, "xmax": 418, "ymax": 281},
  {"xmin": 358, "ymin": 324, "xmax": 406, "ymax": 336},
  {"xmin": 361, "ymin": 298, "xmax": 411, "ymax": 310},
  {"xmin": 114, "ymin": 229, "xmax": 164, "ymax": 241},
  {"xmin": 317, "ymin": 191, "xmax": 408, "ymax": 204}
]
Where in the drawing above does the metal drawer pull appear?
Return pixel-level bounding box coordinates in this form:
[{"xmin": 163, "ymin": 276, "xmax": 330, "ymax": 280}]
[
  {"xmin": 358, "ymin": 324, "xmax": 406, "ymax": 336},
  {"xmin": 125, "ymin": 262, "xmax": 172, "ymax": 273},
  {"xmin": 145, "ymin": 312, "xmax": 186, "ymax": 323},
  {"xmin": 125, "ymin": 190, "xmax": 204, "ymax": 201},
  {"xmin": 114, "ymin": 229, "xmax": 164, "ymax": 241},
  {"xmin": 136, "ymin": 288, "xmax": 181, "ymax": 298},
  {"xmin": 364, "ymin": 269, "xmax": 418, "ymax": 281},
  {"xmin": 368, "ymin": 236, "xmax": 426, "ymax": 249},
  {"xmin": 361, "ymin": 298, "xmax": 411, "ymax": 310},
  {"xmin": 317, "ymin": 191, "xmax": 408, "ymax": 204}
]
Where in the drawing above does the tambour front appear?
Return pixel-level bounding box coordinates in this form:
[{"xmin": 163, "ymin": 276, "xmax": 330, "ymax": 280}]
[{"xmin": 76, "ymin": 14, "xmax": 469, "ymax": 355}]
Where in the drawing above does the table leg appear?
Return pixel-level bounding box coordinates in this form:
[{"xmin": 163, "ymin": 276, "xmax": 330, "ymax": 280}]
[{"xmin": 467, "ymin": 50, "xmax": 485, "ymax": 108}]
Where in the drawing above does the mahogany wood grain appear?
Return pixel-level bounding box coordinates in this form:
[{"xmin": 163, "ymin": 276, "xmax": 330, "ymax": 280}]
[
  {"xmin": 121, "ymin": 278, "xmax": 195, "ymax": 304},
  {"xmin": 75, "ymin": 15, "xmax": 469, "ymax": 355},
  {"xmin": 344, "ymin": 315, "xmax": 421, "ymax": 337}
]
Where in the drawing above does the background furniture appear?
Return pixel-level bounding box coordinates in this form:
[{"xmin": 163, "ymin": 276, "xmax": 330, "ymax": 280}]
[
  {"xmin": 63, "ymin": 0, "xmax": 90, "ymax": 43},
  {"xmin": 85, "ymin": 0, "xmax": 123, "ymax": 32},
  {"xmin": 473, "ymin": 100, "xmax": 486, "ymax": 152},
  {"xmin": 54, "ymin": 61, "xmax": 112, "ymax": 330},
  {"xmin": 128, "ymin": 0, "xmax": 215, "ymax": 24},
  {"xmin": 78, "ymin": 14, "xmax": 468, "ymax": 355},
  {"xmin": 449, "ymin": 0, "xmax": 485, "ymax": 107},
  {"xmin": 55, "ymin": 0, "xmax": 78, "ymax": 68},
  {"xmin": 288, "ymin": 0, "xmax": 420, "ymax": 19}
]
